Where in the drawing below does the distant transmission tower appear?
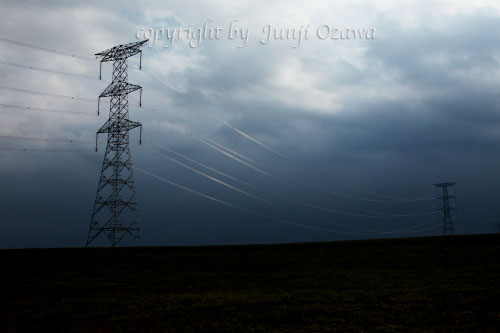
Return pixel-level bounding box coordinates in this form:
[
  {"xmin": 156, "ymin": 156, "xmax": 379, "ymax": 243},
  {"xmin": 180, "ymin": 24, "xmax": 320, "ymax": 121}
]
[
  {"xmin": 434, "ymin": 182, "xmax": 457, "ymax": 235},
  {"xmin": 86, "ymin": 40, "xmax": 148, "ymax": 247},
  {"xmin": 492, "ymin": 223, "xmax": 500, "ymax": 234}
]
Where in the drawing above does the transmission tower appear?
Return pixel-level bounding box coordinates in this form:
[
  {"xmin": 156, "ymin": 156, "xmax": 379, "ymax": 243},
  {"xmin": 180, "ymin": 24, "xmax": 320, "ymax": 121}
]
[
  {"xmin": 434, "ymin": 182, "xmax": 457, "ymax": 235},
  {"xmin": 492, "ymin": 223, "xmax": 500, "ymax": 234},
  {"xmin": 86, "ymin": 40, "xmax": 148, "ymax": 247}
]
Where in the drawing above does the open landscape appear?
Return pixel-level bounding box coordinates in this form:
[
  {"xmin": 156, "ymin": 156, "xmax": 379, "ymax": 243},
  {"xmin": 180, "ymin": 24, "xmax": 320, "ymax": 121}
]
[
  {"xmin": 2, "ymin": 1, "xmax": 500, "ymax": 331},
  {"xmin": 2, "ymin": 234, "xmax": 500, "ymax": 331}
]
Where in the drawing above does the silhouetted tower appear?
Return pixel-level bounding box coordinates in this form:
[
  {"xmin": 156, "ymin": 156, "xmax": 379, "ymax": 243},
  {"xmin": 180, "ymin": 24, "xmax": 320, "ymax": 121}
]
[
  {"xmin": 492, "ymin": 223, "xmax": 500, "ymax": 234},
  {"xmin": 87, "ymin": 40, "xmax": 148, "ymax": 247},
  {"xmin": 434, "ymin": 182, "xmax": 457, "ymax": 235}
]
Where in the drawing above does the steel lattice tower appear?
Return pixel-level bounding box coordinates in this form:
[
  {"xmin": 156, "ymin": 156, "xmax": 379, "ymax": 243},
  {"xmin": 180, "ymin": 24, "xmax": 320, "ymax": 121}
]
[
  {"xmin": 87, "ymin": 40, "xmax": 148, "ymax": 247},
  {"xmin": 434, "ymin": 182, "xmax": 457, "ymax": 235}
]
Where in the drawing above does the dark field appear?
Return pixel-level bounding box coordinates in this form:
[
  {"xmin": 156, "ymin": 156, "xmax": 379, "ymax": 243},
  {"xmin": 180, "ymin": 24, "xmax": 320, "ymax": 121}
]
[{"xmin": 2, "ymin": 235, "xmax": 500, "ymax": 332}]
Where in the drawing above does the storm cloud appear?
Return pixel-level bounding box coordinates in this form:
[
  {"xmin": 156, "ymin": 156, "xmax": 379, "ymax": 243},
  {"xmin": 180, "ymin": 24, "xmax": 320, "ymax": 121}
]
[{"xmin": 0, "ymin": 0, "xmax": 499, "ymax": 248}]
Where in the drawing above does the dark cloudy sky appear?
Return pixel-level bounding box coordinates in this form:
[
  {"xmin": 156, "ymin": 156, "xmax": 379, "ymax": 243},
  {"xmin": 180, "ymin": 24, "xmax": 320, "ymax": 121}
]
[{"xmin": 1, "ymin": 0, "xmax": 499, "ymax": 248}]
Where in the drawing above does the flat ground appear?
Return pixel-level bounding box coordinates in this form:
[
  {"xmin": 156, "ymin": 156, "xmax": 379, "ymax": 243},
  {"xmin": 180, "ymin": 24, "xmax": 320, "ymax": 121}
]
[{"xmin": 2, "ymin": 234, "xmax": 500, "ymax": 332}]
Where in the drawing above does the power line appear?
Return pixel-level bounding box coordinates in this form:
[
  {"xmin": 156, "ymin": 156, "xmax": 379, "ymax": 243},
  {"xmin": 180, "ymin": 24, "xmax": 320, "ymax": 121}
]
[
  {"xmin": 141, "ymin": 77, "xmax": 437, "ymax": 212},
  {"xmin": 140, "ymin": 69, "xmax": 442, "ymax": 205},
  {"xmin": 402, "ymin": 223, "xmax": 442, "ymax": 234},
  {"xmin": 340, "ymin": 202, "xmax": 436, "ymax": 218},
  {"xmin": 194, "ymin": 134, "xmax": 288, "ymax": 183},
  {"xmin": 198, "ymin": 134, "xmax": 266, "ymax": 168},
  {"xmin": 195, "ymin": 133, "xmax": 435, "ymax": 204},
  {"xmin": 303, "ymin": 182, "xmax": 435, "ymax": 203},
  {"xmin": 0, "ymin": 103, "xmax": 97, "ymax": 117},
  {"xmin": 143, "ymin": 70, "xmax": 289, "ymax": 159},
  {"xmin": 0, "ymin": 19, "xmax": 450, "ymax": 240},
  {"xmin": 272, "ymin": 190, "xmax": 435, "ymax": 219},
  {"xmin": 135, "ymin": 166, "xmax": 371, "ymax": 235},
  {"xmin": 0, "ymin": 85, "xmax": 97, "ymax": 102},
  {"xmin": 152, "ymin": 141, "xmax": 426, "ymax": 219},
  {"xmin": 148, "ymin": 145, "xmax": 276, "ymax": 207},
  {"xmin": 0, "ymin": 27, "xmax": 96, "ymax": 61},
  {"xmin": 149, "ymin": 141, "xmax": 435, "ymax": 219},
  {"xmin": 2, "ymin": 136, "xmax": 438, "ymax": 235},
  {"xmin": 0, "ymin": 31, "xmax": 435, "ymax": 208},
  {"xmin": 136, "ymin": 166, "xmax": 442, "ymax": 236},
  {"xmin": 354, "ymin": 186, "xmax": 437, "ymax": 202},
  {"xmin": 200, "ymin": 133, "xmax": 437, "ymax": 208},
  {"xmin": 0, "ymin": 36, "xmax": 95, "ymax": 61},
  {"xmin": 0, "ymin": 27, "xmax": 437, "ymax": 208},
  {"xmin": 140, "ymin": 70, "xmax": 177, "ymax": 93},
  {"xmin": 0, "ymin": 134, "xmax": 439, "ymax": 235},
  {"xmin": 0, "ymin": 30, "xmax": 440, "ymax": 215},
  {"xmin": 0, "ymin": 135, "xmax": 93, "ymax": 144},
  {"xmin": 151, "ymin": 141, "xmax": 261, "ymax": 191},
  {"xmin": 143, "ymin": 104, "xmax": 435, "ymax": 205},
  {"xmin": 0, "ymin": 60, "xmax": 99, "ymax": 80},
  {"xmin": 319, "ymin": 216, "xmax": 438, "ymax": 235},
  {"xmin": 143, "ymin": 68, "xmax": 430, "ymax": 205},
  {"xmin": 212, "ymin": 113, "xmax": 289, "ymax": 160},
  {"xmin": 0, "ymin": 147, "xmax": 94, "ymax": 152},
  {"xmin": 201, "ymin": 128, "xmax": 435, "ymax": 204}
]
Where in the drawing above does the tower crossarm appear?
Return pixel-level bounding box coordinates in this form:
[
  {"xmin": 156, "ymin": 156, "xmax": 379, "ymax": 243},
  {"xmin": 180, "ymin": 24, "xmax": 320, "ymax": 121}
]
[
  {"xmin": 99, "ymin": 82, "xmax": 141, "ymax": 98},
  {"xmin": 97, "ymin": 119, "xmax": 142, "ymax": 134},
  {"xmin": 95, "ymin": 40, "xmax": 148, "ymax": 62}
]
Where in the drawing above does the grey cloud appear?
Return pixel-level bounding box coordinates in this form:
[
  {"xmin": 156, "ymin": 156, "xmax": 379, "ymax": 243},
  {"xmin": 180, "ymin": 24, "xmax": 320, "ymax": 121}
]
[{"xmin": 1, "ymin": 1, "xmax": 499, "ymax": 248}]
